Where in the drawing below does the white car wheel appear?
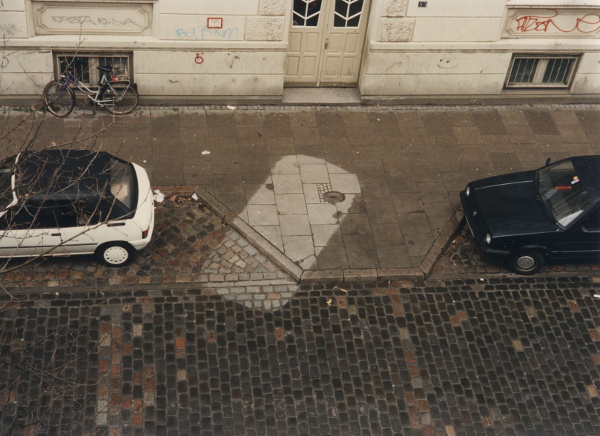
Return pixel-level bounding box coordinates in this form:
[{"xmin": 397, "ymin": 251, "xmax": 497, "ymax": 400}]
[{"xmin": 96, "ymin": 242, "xmax": 135, "ymax": 267}]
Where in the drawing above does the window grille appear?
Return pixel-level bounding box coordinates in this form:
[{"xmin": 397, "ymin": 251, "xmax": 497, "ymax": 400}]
[
  {"xmin": 293, "ymin": 0, "xmax": 322, "ymax": 27},
  {"xmin": 506, "ymin": 56, "xmax": 578, "ymax": 88},
  {"xmin": 334, "ymin": 0, "xmax": 364, "ymax": 28},
  {"xmin": 55, "ymin": 53, "xmax": 132, "ymax": 85}
]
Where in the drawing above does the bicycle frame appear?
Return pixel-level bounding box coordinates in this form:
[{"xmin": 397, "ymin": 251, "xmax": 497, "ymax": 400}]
[
  {"xmin": 44, "ymin": 65, "xmax": 139, "ymax": 117},
  {"xmin": 59, "ymin": 72, "xmax": 129, "ymax": 107}
]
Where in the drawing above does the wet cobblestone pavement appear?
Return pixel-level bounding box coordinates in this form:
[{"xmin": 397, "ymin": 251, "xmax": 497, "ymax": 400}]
[
  {"xmin": 0, "ymin": 197, "xmax": 294, "ymax": 292},
  {"xmin": 1, "ymin": 277, "xmax": 599, "ymax": 435}
]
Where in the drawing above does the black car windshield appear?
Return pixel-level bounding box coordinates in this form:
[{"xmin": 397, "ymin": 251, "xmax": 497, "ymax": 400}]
[{"xmin": 537, "ymin": 160, "xmax": 593, "ymax": 227}]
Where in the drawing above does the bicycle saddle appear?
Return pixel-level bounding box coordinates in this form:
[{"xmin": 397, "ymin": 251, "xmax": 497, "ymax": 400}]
[{"xmin": 97, "ymin": 65, "xmax": 112, "ymax": 73}]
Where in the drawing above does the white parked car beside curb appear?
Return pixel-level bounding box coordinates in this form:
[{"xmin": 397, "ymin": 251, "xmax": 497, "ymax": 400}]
[{"xmin": 0, "ymin": 149, "xmax": 154, "ymax": 266}]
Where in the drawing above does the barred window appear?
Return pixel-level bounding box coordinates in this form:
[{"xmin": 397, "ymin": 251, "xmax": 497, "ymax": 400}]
[
  {"xmin": 506, "ymin": 56, "xmax": 579, "ymax": 88},
  {"xmin": 55, "ymin": 53, "xmax": 132, "ymax": 85}
]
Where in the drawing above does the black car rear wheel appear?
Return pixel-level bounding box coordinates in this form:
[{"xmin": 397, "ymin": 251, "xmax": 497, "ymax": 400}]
[{"xmin": 507, "ymin": 250, "xmax": 545, "ymax": 275}]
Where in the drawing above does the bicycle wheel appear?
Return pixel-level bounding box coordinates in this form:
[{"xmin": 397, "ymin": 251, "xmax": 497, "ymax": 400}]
[
  {"xmin": 104, "ymin": 82, "xmax": 139, "ymax": 115},
  {"xmin": 43, "ymin": 80, "xmax": 75, "ymax": 118}
]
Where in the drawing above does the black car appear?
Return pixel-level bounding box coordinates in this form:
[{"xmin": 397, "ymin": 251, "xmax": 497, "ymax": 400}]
[{"xmin": 460, "ymin": 155, "xmax": 600, "ymax": 274}]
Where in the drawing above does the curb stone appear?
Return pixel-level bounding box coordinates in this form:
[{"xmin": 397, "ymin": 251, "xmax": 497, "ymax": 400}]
[
  {"xmin": 420, "ymin": 210, "xmax": 465, "ymax": 278},
  {"xmin": 190, "ymin": 185, "xmax": 304, "ymax": 282}
]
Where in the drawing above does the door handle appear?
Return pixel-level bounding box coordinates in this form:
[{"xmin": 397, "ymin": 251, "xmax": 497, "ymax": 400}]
[
  {"xmin": 324, "ymin": 38, "xmax": 329, "ymax": 49},
  {"xmin": 107, "ymin": 222, "xmax": 126, "ymax": 227},
  {"xmin": 51, "ymin": 233, "xmax": 61, "ymax": 236}
]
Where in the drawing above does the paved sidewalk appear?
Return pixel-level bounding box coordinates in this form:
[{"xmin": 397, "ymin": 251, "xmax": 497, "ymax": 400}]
[{"xmin": 1, "ymin": 104, "xmax": 599, "ymax": 280}]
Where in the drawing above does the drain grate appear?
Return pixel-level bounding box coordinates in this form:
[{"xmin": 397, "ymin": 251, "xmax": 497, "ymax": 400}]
[
  {"xmin": 316, "ymin": 184, "xmax": 346, "ymax": 204},
  {"xmin": 322, "ymin": 191, "xmax": 346, "ymax": 204}
]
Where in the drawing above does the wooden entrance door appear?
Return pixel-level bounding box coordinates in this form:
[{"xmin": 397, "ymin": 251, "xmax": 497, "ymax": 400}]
[{"xmin": 285, "ymin": 0, "xmax": 371, "ymax": 87}]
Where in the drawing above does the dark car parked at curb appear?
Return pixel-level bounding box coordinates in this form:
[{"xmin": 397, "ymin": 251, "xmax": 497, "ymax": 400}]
[{"xmin": 461, "ymin": 155, "xmax": 600, "ymax": 274}]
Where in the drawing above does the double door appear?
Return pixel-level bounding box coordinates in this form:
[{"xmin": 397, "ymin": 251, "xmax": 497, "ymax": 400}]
[{"xmin": 285, "ymin": 0, "xmax": 371, "ymax": 87}]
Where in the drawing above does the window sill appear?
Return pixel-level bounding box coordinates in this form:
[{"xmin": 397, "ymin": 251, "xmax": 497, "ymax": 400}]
[{"xmin": 501, "ymin": 87, "xmax": 572, "ymax": 95}]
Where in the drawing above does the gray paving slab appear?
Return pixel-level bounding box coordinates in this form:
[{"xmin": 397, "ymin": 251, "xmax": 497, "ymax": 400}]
[{"xmin": 1, "ymin": 104, "xmax": 599, "ymax": 281}]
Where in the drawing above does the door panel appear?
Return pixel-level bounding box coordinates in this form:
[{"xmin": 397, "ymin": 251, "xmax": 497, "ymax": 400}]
[
  {"xmin": 320, "ymin": 0, "xmax": 369, "ymax": 85},
  {"xmin": 286, "ymin": 0, "xmax": 326, "ymax": 84},
  {"xmin": 57, "ymin": 222, "xmax": 136, "ymax": 255},
  {"xmin": 553, "ymin": 207, "xmax": 600, "ymax": 260},
  {"xmin": 54, "ymin": 226, "xmax": 99, "ymax": 255},
  {"xmin": 0, "ymin": 229, "xmax": 51, "ymax": 257},
  {"xmin": 285, "ymin": 0, "xmax": 370, "ymax": 87}
]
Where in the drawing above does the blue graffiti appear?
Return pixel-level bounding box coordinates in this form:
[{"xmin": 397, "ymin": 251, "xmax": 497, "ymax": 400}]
[{"xmin": 175, "ymin": 26, "xmax": 239, "ymax": 40}]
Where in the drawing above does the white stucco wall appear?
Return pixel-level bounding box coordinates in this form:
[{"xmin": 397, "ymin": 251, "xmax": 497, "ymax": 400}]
[
  {"xmin": 0, "ymin": 49, "xmax": 52, "ymax": 94},
  {"xmin": 0, "ymin": 0, "xmax": 287, "ymax": 100},
  {"xmin": 135, "ymin": 50, "xmax": 286, "ymax": 96},
  {"xmin": 572, "ymin": 53, "xmax": 600, "ymax": 95},
  {"xmin": 360, "ymin": 51, "xmax": 511, "ymax": 95},
  {"xmin": 0, "ymin": 0, "xmax": 597, "ymax": 101},
  {"xmin": 0, "ymin": 0, "xmax": 27, "ymax": 39},
  {"xmin": 361, "ymin": 0, "xmax": 600, "ymax": 98}
]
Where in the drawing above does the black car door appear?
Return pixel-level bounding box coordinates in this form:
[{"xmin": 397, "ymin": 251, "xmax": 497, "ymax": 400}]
[{"xmin": 552, "ymin": 206, "xmax": 600, "ymax": 261}]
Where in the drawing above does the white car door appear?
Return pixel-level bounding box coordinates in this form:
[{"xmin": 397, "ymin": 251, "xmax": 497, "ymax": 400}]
[
  {"xmin": 56, "ymin": 221, "xmax": 135, "ymax": 255},
  {"xmin": 0, "ymin": 228, "xmax": 48, "ymax": 257},
  {"xmin": 55, "ymin": 224, "xmax": 102, "ymax": 255},
  {"xmin": 0, "ymin": 207, "xmax": 61, "ymax": 258}
]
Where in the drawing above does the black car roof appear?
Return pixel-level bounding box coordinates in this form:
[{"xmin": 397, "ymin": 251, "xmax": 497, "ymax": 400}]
[
  {"xmin": 12, "ymin": 149, "xmax": 117, "ymax": 203},
  {"xmin": 571, "ymin": 155, "xmax": 600, "ymax": 201}
]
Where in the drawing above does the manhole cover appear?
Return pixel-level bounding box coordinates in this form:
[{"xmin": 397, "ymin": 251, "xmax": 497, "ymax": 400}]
[{"xmin": 322, "ymin": 191, "xmax": 346, "ymax": 204}]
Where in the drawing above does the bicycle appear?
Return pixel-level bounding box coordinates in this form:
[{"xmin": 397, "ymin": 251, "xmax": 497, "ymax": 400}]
[{"xmin": 43, "ymin": 65, "xmax": 139, "ymax": 118}]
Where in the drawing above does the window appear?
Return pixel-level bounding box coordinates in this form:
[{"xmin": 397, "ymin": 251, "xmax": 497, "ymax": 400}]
[
  {"xmin": 4, "ymin": 205, "xmax": 39, "ymax": 230},
  {"xmin": 55, "ymin": 53, "xmax": 132, "ymax": 85},
  {"xmin": 293, "ymin": 0, "xmax": 322, "ymax": 27},
  {"xmin": 506, "ymin": 56, "xmax": 579, "ymax": 88},
  {"xmin": 581, "ymin": 207, "xmax": 600, "ymax": 232},
  {"xmin": 334, "ymin": 0, "xmax": 364, "ymax": 28},
  {"xmin": 537, "ymin": 161, "xmax": 593, "ymax": 227}
]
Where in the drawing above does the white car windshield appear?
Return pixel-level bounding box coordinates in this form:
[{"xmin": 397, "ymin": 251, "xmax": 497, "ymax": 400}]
[{"xmin": 537, "ymin": 161, "xmax": 593, "ymax": 227}]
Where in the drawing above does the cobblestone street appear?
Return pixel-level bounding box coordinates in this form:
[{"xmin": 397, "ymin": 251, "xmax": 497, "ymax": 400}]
[{"xmin": 1, "ymin": 276, "xmax": 599, "ymax": 435}]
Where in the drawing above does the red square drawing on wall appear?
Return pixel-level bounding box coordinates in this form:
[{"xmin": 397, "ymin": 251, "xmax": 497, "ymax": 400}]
[{"xmin": 207, "ymin": 18, "xmax": 223, "ymax": 29}]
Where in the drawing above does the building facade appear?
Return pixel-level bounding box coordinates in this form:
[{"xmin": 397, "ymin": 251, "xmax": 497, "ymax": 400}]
[{"xmin": 0, "ymin": 0, "xmax": 598, "ymax": 104}]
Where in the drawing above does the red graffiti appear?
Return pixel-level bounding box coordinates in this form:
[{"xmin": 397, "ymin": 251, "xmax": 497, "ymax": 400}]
[
  {"xmin": 515, "ymin": 9, "xmax": 600, "ymax": 33},
  {"xmin": 194, "ymin": 53, "xmax": 204, "ymax": 64}
]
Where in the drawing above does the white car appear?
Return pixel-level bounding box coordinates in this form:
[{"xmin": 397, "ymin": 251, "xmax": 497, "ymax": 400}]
[{"xmin": 0, "ymin": 149, "xmax": 154, "ymax": 266}]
